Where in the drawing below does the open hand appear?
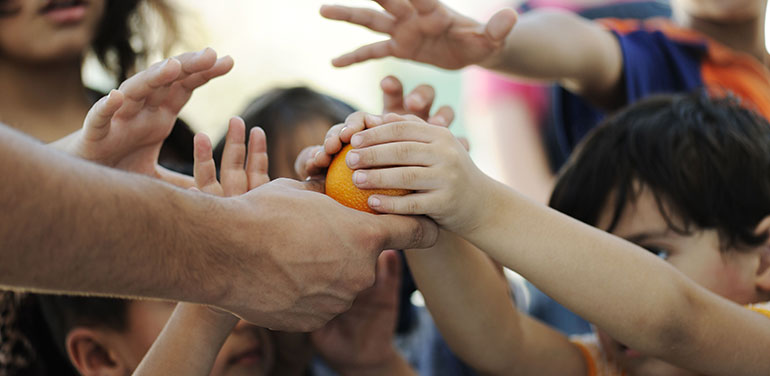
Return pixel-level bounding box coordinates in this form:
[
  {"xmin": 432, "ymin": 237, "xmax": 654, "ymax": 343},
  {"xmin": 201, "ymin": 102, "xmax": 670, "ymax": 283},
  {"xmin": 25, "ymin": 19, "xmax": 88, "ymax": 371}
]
[
  {"xmin": 74, "ymin": 48, "xmax": 233, "ymax": 185},
  {"xmin": 321, "ymin": 0, "xmax": 517, "ymax": 69}
]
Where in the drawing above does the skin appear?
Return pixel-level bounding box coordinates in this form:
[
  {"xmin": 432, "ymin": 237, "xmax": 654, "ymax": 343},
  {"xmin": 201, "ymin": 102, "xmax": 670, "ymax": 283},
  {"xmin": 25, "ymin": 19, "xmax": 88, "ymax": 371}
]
[
  {"xmin": 0, "ymin": 0, "xmax": 106, "ymax": 141},
  {"xmin": 320, "ymin": 0, "xmax": 769, "ymax": 108},
  {"xmin": 301, "ymin": 112, "xmax": 770, "ymax": 375},
  {"xmin": 134, "ymin": 112, "xmax": 415, "ymax": 376},
  {"xmin": 0, "ymin": 55, "xmax": 440, "ymax": 331}
]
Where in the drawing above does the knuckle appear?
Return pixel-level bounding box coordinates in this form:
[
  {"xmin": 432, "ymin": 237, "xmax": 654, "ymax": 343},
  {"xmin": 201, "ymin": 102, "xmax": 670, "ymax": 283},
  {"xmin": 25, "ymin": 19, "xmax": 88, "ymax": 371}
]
[{"xmin": 396, "ymin": 143, "xmax": 411, "ymax": 161}]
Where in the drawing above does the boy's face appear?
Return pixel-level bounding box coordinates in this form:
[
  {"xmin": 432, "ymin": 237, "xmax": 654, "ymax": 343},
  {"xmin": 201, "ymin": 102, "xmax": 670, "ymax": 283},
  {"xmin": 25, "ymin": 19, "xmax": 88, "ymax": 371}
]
[
  {"xmin": 594, "ymin": 185, "xmax": 765, "ymax": 375},
  {"xmin": 73, "ymin": 300, "xmax": 276, "ymax": 376}
]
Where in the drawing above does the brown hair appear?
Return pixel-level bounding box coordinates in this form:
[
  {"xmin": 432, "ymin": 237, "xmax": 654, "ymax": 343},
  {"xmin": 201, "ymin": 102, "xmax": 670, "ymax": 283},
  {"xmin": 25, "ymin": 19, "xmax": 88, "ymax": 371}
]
[{"xmin": 92, "ymin": 0, "xmax": 180, "ymax": 81}]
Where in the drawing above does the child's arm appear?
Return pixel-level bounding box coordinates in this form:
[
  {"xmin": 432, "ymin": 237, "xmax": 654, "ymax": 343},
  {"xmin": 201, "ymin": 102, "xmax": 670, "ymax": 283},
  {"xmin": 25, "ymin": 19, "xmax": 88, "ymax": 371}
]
[
  {"xmin": 347, "ymin": 114, "xmax": 770, "ymax": 376},
  {"xmin": 50, "ymin": 48, "xmax": 234, "ymax": 188},
  {"xmin": 134, "ymin": 117, "xmax": 269, "ymax": 375},
  {"xmin": 405, "ymin": 231, "xmax": 585, "ymax": 375},
  {"xmin": 321, "ymin": 1, "xmax": 622, "ymax": 105}
]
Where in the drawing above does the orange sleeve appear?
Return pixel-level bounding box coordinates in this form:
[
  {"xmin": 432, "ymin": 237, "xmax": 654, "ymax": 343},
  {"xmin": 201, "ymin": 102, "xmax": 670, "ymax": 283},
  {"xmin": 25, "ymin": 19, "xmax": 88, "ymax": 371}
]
[{"xmin": 572, "ymin": 340, "xmax": 597, "ymax": 376}]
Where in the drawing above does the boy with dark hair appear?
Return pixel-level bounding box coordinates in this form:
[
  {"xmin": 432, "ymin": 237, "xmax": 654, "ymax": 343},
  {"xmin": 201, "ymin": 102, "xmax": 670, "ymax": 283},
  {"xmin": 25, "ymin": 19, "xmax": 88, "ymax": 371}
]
[{"xmin": 317, "ymin": 92, "xmax": 770, "ymax": 375}]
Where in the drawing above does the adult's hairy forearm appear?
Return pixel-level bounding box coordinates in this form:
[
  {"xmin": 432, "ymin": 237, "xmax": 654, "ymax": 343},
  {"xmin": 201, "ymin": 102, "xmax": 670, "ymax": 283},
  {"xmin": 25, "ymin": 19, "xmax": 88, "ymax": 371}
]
[{"xmin": 0, "ymin": 125, "xmax": 229, "ymax": 304}]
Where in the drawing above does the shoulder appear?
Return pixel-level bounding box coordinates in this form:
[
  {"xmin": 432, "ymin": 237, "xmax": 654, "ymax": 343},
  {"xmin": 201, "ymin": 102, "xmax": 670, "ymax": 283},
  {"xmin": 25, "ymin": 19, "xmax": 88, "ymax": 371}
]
[{"xmin": 747, "ymin": 302, "xmax": 770, "ymax": 320}]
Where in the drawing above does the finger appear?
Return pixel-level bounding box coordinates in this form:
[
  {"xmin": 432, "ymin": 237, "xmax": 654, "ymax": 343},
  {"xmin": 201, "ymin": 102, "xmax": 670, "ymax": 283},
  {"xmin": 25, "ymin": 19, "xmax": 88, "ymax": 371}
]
[
  {"xmin": 345, "ymin": 141, "xmax": 437, "ymax": 170},
  {"xmin": 368, "ymin": 193, "xmax": 434, "ymax": 217},
  {"xmin": 373, "ymin": 0, "xmax": 415, "ymax": 19},
  {"xmin": 220, "ymin": 117, "xmax": 248, "ymax": 196},
  {"xmin": 193, "ymin": 133, "xmax": 224, "ymax": 196},
  {"xmin": 179, "ymin": 55, "xmax": 234, "ymax": 92},
  {"xmin": 457, "ymin": 136, "xmax": 470, "ymax": 152},
  {"xmin": 404, "ymin": 84, "xmax": 435, "ymax": 120},
  {"xmin": 295, "ymin": 145, "xmax": 323, "ymax": 180},
  {"xmin": 374, "ymin": 249, "xmax": 401, "ymax": 290},
  {"xmin": 352, "ymin": 166, "xmax": 441, "ymax": 191},
  {"xmin": 221, "ymin": 117, "xmax": 247, "ymax": 172},
  {"xmin": 349, "ymin": 120, "xmax": 442, "ymax": 148},
  {"xmin": 319, "ymin": 5, "xmax": 395, "ymax": 34},
  {"xmin": 485, "ymin": 8, "xmax": 518, "ymax": 41},
  {"xmin": 245, "ymin": 126, "xmax": 270, "ymax": 190},
  {"xmin": 380, "ymin": 75, "xmax": 404, "ymax": 115},
  {"xmin": 82, "ymin": 90, "xmax": 124, "ymax": 141},
  {"xmin": 118, "ymin": 58, "xmax": 182, "ymax": 103},
  {"xmin": 175, "ymin": 47, "xmax": 218, "ymax": 77},
  {"xmin": 331, "ymin": 40, "xmax": 395, "ymax": 68},
  {"xmin": 323, "ymin": 122, "xmax": 347, "ymax": 155},
  {"xmin": 427, "ymin": 105, "xmax": 454, "ymax": 127},
  {"xmin": 337, "ymin": 112, "xmax": 382, "ymax": 145},
  {"xmin": 409, "ymin": 0, "xmax": 441, "ymax": 14},
  {"xmin": 369, "ymin": 213, "xmax": 439, "ymax": 250}
]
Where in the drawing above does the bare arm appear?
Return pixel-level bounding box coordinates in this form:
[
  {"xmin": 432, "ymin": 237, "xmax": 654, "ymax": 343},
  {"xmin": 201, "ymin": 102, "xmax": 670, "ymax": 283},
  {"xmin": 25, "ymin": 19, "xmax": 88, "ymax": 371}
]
[
  {"xmin": 0, "ymin": 123, "xmax": 439, "ymax": 330},
  {"xmin": 481, "ymin": 9, "xmax": 623, "ymax": 106},
  {"xmin": 346, "ymin": 115, "xmax": 770, "ymax": 375},
  {"xmin": 464, "ymin": 180, "xmax": 770, "ymax": 376},
  {"xmin": 406, "ymin": 231, "xmax": 585, "ymax": 375}
]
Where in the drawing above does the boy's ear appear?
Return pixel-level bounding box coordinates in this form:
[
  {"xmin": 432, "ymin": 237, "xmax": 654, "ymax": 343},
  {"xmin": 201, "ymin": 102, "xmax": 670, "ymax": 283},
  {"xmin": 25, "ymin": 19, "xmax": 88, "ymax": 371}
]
[
  {"xmin": 66, "ymin": 328, "xmax": 128, "ymax": 376},
  {"xmin": 753, "ymin": 216, "xmax": 770, "ymax": 292}
]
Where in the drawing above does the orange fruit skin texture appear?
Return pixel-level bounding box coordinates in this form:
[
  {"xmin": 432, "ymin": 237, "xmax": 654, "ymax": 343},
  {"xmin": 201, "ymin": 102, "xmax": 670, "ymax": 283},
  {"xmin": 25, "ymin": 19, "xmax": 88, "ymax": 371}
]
[{"xmin": 325, "ymin": 144, "xmax": 410, "ymax": 214}]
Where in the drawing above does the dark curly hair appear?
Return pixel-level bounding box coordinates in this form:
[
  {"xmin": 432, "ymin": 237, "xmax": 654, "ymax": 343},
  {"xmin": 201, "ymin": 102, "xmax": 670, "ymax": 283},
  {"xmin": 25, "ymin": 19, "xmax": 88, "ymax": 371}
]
[
  {"xmin": 0, "ymin": 0, "xmax": 179, "ymax": 81},
  {"xmin": 549, "ymin": 91, "xmax": 770, "ymax": 251}
]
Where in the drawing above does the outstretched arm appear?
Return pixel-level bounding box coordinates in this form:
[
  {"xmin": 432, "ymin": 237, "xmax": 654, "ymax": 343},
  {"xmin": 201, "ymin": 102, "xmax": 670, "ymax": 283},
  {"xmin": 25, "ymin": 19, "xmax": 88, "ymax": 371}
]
[
  {"xmin": 405, "ymin": 231, "xmax": 585, "ymax": 375},
  {"xmin": 322, "ymin": 1, "xmax": 622, "ymax": 104},
  {"xmin": 345, "ymin": 114, "xmax": 770, "ymax": 375}
]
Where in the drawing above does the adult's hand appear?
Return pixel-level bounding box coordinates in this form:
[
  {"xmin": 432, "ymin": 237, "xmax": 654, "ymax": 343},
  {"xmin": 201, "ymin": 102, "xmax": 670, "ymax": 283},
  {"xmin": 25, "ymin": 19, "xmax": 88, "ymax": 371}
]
[{"xmin": 215, "ymin": 178, "xmax": 437, "ymax": 331}]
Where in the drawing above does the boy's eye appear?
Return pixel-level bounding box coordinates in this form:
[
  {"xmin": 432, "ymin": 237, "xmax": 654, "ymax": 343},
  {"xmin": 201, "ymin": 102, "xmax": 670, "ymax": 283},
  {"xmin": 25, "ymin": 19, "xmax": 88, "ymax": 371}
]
[{"xmin": 643, "ymin": 246, "xmax": 669, "ymax": 260}]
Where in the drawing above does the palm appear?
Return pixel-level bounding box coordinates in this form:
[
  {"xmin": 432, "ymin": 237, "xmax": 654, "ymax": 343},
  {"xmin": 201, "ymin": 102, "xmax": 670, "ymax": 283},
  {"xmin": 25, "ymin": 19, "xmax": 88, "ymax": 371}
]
[
  {"xmin": 312, "ymin": 250, "xmax": 401, "ymax": 369},
  {"xmin": 322, "ymin": 0, "xmax": 516, "ymax": 69},
  {"xmin": 78, "ymin": 49, "xmax": 233, "ymax": 178}
]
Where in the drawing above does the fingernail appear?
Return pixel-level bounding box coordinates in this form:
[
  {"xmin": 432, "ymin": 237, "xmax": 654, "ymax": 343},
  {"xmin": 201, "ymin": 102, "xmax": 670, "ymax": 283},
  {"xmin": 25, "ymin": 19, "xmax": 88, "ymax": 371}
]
[
  {"xmin": 409, "ymin": 96, "xmax": 425, "ymax": 108},
  {"xmin": 353, "ymin": 171, "xmax": 367, "ymax": 184},
  {"xmin": 314, "ymin": 150, "xmax": 323, "ymax": 159},
  {"xmin": 347, "ymin": 151, "xmax": 360, "ymax": 166},
  {"xmin": 369, "ymin": 196, "xmax": 381, "ymax": 207},
  {"xmin": 351, "ymin": 134, "xmax": 363, "ymax": 147}
]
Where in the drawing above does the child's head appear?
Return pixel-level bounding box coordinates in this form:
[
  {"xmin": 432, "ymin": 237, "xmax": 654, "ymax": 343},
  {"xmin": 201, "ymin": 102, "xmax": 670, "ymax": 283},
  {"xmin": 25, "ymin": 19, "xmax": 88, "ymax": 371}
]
[
  {"xmin": 213, "ymin": 86, "xmax": 355, "ymax": 179},
  {"xmin": 0, "ymin": 0, "xmax": 178, "ymax": 80},
  {"xmin": 0, "ymin": 293, "xmax": 275, "ymax": 376},
  {"xmin": 549, "ymin": 92, "xmax": 770, "ymax": 374}
]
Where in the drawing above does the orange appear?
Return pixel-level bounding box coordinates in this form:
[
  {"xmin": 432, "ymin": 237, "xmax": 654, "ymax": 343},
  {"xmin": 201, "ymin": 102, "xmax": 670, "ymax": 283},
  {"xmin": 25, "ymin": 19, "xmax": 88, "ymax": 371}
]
[{"xmin": 325, "ymin": 144, "xmax": 410, "ymax": 213}]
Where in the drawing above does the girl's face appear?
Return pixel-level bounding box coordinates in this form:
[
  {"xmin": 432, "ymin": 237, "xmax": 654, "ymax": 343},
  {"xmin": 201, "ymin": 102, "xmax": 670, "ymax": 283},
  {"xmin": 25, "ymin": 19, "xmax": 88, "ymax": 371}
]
[
  {"xmin": 593, "ymin": 185, "xmax": 766, "ymax": 375},
  {"xmin": 0, "ymin": 0, "xmax": 105, "ymax": 63}
]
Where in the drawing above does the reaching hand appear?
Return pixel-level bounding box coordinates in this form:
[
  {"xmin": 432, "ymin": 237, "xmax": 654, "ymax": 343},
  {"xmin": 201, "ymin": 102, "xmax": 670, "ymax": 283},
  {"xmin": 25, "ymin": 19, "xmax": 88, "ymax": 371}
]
[
  {"xmin": 295, "ymin": 75, "xmax": 455, "ymax": 180},
  {"xmin": 321, "ymin": 0, "xmax": 517, "ymax": 69},
  {"xmin": 312, "ymin": 250, "xmax": 403, "ymax": 372},
  {"xmin": 193, "ymin": 117, "xmax": 269, "ymax": 197},
  {"xmin": 343, "ymin": 112, "xmax": 487, "ymax": 234},
  {"xmin": 74, "ymin": 48, "xmax": 234, "ymax": 185}
]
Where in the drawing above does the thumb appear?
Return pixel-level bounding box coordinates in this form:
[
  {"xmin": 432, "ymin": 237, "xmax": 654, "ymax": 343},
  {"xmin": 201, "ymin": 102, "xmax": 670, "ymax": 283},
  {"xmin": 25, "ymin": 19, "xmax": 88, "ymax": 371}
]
[
  {"xmin": 485, "ymin": 8, "xmax": 518, "ymax": 41},
  {"xmin": 374, "ymin": 215, "xmax": 438, "ymax": 251}
]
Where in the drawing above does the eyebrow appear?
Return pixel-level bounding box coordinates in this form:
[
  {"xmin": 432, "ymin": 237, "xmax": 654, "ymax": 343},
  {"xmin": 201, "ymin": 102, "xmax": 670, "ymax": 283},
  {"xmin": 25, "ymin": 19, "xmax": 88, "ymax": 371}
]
[{"xmin": 622, "ymin": 229, "xmax": 673, "ymax": 244}]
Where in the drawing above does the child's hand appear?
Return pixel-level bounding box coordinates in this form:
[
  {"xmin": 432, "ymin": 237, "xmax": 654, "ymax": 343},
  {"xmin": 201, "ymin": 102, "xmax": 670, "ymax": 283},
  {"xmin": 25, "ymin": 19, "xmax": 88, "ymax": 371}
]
[
  {"xmin": 311, "ymin": 250, "xmax": 403, "ymax": 375},
  {"xmin": 193, "ymin": 117, "xmax": 269, "ymax": 197},
  {"xmin": 321, "ymin": 0, "xmax": 517, "ymax": 69},
  {"xmin": 345, "ymin": 113, "xmax": 491, "ymax": 235},
  {"xmin": 295, "ymin": 76, "xmax": 455, "ymax": 180},
  {"xmin": 73, "ymin": 48, "xmax": 233, "ymax": 185}
]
